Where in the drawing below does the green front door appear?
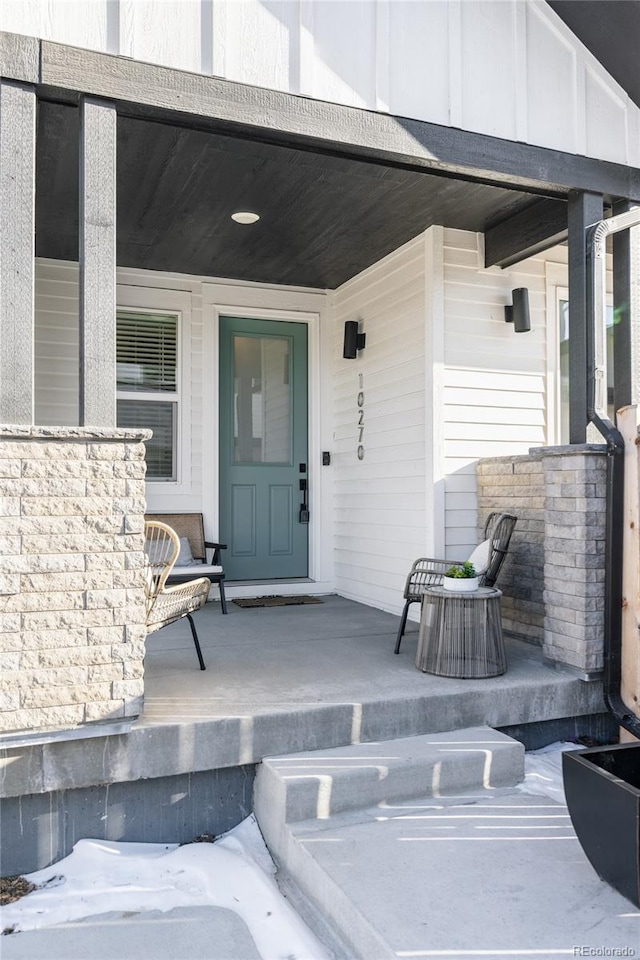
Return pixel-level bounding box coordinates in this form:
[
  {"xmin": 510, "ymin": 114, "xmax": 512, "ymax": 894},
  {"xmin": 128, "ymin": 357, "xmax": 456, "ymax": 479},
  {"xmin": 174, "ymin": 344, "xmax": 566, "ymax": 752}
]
[{"xmin": 219, "ymin": 316, "xmax": 309, "ymax": 580}]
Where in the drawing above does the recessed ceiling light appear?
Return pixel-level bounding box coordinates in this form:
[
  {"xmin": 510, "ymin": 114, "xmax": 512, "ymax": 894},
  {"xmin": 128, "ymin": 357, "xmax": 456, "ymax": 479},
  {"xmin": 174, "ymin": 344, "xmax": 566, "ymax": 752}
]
[{"xmin": 231, "ymin": 211, "xmax": 260, "ymax": 224}]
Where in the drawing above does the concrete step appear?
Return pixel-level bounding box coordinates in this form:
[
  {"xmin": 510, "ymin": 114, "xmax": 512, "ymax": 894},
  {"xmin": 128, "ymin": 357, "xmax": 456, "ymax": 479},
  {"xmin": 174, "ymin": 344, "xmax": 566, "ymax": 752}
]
[
  {"xmin": 254, "ymin": 726, "xmax": 525, "ymax": 824},
  {"xmin": 254, "ymin": 728, "xmax": 526, "ymax": 959},
  {"xmin": 255, "ymin": 736, "xmax": 636, "ymax": 959},
  {"xmin": 265, "ymin": 791, "xmax": 637, "ymax": 960}
]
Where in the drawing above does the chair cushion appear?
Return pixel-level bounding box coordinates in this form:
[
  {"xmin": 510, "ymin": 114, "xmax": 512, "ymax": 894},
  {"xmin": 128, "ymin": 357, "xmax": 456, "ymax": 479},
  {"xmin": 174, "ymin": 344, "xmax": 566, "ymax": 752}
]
[
  {"xmin": 168, "ymin": 563, "xmax": 224, "ymax": 577},
  {"xmin": 175, "ymin": 536, "xmax": 195, "ymax": 566},
  {"xmin": 467, "ymin": 538, "xmax": 492, "ymax": 575}
]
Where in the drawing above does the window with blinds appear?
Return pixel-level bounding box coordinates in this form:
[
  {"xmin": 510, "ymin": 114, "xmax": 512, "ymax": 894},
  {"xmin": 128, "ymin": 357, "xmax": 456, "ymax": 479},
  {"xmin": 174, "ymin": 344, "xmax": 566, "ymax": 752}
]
[{"xmin": 116, "ymin": 311, "xmax": 179, "ymax": 481}]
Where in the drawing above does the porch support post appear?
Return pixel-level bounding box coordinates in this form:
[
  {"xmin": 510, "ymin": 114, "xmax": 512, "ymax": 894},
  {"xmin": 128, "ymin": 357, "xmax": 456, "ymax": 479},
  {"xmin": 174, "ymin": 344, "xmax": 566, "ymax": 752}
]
[
  {"xmin": 0, "ymin": 80, "xmax": 36, "ymax": 424},
  {"xmin": 79, "ymin": 96, "xmax": 117, "ymax": 427},
  {"xmin": 612, "ymin": 199, "xmax": 640, "ymax": 412},
  {"xmin": 567, "ymin": 190, "xmax": 603, "ymax": 443}
]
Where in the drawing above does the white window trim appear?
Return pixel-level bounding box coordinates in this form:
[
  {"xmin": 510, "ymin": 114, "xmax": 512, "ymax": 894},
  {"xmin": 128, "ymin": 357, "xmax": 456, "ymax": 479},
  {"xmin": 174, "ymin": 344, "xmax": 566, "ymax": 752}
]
[
  {"xmin": 546, "ymin": 274, "xmax": 614, "ymax": 446},
  {"xmin": 116, "ymin": 284, "xmax": 192, "ymax": 495}
]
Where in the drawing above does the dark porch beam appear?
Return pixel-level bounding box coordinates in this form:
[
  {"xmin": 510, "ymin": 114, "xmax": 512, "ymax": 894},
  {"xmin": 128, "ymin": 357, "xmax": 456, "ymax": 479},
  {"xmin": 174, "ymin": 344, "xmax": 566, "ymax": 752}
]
[
  {"xmin": 0, "ymin": 80, "xmax": 36, "ymax": 425},
  {"xmin": 79, "ymin": 96, "xmax": 116, "ymax": 428},
  {"xmin": 568, "ymin": 190, "xmax": 604, "ymax": 443},
  {"xmin": 4, "ymin": 35, "xmax": 636, "ymax": 202},
  {"xmin": 484, "ymin": 199, "xmax": 567, "ymax": 269}
]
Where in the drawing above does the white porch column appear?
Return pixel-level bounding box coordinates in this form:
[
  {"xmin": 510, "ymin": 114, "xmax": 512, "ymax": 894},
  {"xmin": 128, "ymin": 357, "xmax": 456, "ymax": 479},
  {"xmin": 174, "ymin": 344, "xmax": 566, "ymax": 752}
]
[
  {"xmin": 0, "ymin": 80, "xmax": 36, "ymax": 424},
  {"xmin": 424, "ymin": 224, "xmax": 445, "ymax": 557},
  {"xmin": 79, "ymin": 96, "xmax": 117, "ymax": 427}
]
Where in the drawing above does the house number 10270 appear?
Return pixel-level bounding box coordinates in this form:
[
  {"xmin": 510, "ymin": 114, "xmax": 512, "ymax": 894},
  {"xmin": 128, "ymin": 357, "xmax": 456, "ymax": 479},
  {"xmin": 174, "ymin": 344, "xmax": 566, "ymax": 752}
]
[{"xmin": 357, "ymin": 373, "xmax": 365, "ymax": 460}]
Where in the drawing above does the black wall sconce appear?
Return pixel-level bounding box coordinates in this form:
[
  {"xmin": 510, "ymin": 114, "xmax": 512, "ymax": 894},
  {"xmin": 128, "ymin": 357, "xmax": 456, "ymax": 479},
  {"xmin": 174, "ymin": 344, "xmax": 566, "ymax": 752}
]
[
  {"xmin": 504, "ymin": 287, "xmax": 531, "ymax": 333},
  {"xmin": 343, "ymin": 320, "xmax": 366, "ymax": 359}
]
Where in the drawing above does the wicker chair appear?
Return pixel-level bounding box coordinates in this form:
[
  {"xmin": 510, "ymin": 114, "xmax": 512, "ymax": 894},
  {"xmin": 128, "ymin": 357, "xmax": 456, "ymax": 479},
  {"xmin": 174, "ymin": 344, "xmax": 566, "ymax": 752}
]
[
  {"xmin": 144, "ymin": 521, "xmax": 211, "ymax": 671},
  {"xmin": 394, "ymin": 512, "xmax": 517, "ymax": 654},
  {"xmin": 145, "ymin": 512, "xmax": 227, "ymax": 614}
]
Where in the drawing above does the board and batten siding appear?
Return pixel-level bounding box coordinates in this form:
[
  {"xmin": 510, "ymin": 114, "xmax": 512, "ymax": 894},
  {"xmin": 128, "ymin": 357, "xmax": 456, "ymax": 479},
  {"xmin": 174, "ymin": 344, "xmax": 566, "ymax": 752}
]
[
  {"xmin": 330, "ymin": 235, "xmax": 429, "ymax": 613},
  {"xmin": 1, "ymin": 1, "xmax": 638, "ymax": 169}
]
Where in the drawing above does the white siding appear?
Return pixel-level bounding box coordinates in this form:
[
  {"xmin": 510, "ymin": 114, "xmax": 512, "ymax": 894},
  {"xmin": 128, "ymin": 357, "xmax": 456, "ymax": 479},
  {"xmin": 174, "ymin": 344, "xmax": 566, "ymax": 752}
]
[
  {"xmin": 441, "ymin": 231, "xmax": 577, "ymax": 558},
  {"xmin": 328, "ymin": 226, "xmax": 549, "ymax": 611},
  {"xmin": 33, "ymin": 259, "xmax": 332, "ymax": 582},
  {"xmin": 33, "ymin": 231, "xmax": 612, "ymax": 613},
  {"xmin": 330, "ymin": 236, "xmax": 428, "ymax": 613},
  {"xmin": 1, "ymin": 1, "xmax": 638, "ymax": 168},
  {"xmin": 34, "ymin": 260, "xmax": 80, "ymax": 427},
  {"xmin": 329, "ymin": 229, "xmax": 610, "ymax": 591}
]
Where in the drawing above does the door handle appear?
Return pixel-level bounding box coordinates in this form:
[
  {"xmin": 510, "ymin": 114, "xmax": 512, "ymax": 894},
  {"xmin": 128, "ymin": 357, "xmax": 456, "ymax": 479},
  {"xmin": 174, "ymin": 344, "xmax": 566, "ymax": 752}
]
[{"xmin": 299, "ymin": 478, "xmax": 309, "ymax": 524}]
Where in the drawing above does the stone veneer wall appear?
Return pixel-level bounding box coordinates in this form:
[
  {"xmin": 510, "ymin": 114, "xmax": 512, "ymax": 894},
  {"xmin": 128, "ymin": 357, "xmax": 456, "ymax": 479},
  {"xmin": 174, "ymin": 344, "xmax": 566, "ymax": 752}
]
[
  {"xmin": 477, "ymin": 445, "xmax": 607, "ymax": 676},
  {"xmin": 0, "ymin": 426, "xmax": 150, "ymax": 739},
  {"xmin": 477, "ymin": 453, "xmax": 545, "ymax": 644},
  {"xmin": 541, "ymin": 446, "xmax": 607, "ymax": 674}
]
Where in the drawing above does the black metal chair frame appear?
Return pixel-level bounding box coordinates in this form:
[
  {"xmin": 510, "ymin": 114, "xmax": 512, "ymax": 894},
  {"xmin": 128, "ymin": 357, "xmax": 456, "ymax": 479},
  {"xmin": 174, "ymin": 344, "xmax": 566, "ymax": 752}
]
[
  {"xmin": 144, "ymin": 521, "xmax": 212, "ymax": 671},
  {"xmin": 394, "ymin": 512, "xmax": 517, "ymax": 654}
]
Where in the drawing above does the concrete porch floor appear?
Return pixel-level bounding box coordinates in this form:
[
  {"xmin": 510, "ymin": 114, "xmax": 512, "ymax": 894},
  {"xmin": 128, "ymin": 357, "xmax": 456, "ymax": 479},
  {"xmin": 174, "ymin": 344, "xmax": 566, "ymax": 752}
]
[
  {"xmin": 0, "ymin": 594, "xmax": 613, "ymax": 879},
  {"xmin": 139, "ymin": 594, "xmax": 605, "ymax": 761},
  {"xmin": 2, "ymin": 596, "xmax": 607, "ymax": 807}
]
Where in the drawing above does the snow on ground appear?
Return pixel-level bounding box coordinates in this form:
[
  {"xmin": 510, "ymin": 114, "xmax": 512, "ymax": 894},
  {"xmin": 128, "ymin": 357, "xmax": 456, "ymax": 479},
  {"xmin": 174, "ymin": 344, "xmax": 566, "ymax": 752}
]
[
  {"xmin": 0, "ymin": 815, "xmax": 331, "ymax": 960},
  {"xmin": 517, "ymin": 740, "xmax": 578, "ymax": 803},
  {"xmin": 0, "ymin": 741, "xmax": 581, "ymax": 958}
]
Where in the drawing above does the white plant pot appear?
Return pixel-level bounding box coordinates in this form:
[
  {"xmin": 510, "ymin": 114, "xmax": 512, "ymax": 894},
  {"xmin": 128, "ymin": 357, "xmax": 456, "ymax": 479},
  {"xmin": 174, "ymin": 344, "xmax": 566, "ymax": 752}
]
[{"xmin": 442, "ymin": 576, "xmax": 480, "ymax": 593}]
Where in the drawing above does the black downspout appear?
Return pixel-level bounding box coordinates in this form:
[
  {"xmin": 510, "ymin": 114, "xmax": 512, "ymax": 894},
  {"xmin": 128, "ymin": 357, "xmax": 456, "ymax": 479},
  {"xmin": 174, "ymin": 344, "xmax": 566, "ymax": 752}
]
[
  {"xmin": 586, "ymin": 221, "xmax": 640, "ymax": 740},
  {"xmin": 599, "ymin": 420, "xmax": 640, "ymax": 737}
]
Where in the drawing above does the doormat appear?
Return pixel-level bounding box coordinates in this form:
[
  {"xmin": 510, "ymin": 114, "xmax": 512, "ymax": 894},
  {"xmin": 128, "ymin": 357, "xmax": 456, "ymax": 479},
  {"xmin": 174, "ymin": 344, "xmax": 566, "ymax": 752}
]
[{"xmin": 233, "ymin": 595, "xmax": 324, "ymax": 608}]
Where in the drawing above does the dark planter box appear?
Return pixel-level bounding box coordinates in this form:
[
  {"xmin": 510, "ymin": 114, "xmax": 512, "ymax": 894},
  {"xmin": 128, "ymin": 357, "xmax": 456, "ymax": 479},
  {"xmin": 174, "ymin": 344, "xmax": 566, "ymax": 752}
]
[{"xmin": 563, "ymin": 743, "xmax": 640, "ymax": 907}]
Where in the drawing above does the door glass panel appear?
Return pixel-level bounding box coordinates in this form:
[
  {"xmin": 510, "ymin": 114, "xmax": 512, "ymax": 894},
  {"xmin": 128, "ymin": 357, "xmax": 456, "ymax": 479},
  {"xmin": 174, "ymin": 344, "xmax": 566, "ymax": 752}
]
[{"xmin": 233, "ymin": 335, "xmax": 291, "ymax": 463}]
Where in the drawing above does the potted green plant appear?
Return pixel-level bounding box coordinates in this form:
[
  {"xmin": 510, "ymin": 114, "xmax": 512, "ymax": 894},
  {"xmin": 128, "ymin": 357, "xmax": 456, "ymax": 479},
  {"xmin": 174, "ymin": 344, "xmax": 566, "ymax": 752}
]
[{"xmin": 442, "ymin": 560, "xmax": 479, "ymax": 593}]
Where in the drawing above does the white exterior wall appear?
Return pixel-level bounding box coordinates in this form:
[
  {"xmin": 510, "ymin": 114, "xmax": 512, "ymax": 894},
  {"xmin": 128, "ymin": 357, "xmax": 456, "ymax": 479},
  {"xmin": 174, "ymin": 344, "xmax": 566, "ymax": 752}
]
[
  {"xmin": 1, "ymin": 1, "xmax": 638, "ymax": 168},
  {"xmin": 327, "ymin": 229, "xmax": 611, "ymax": 613},
  {"xmin": 442, "ymin": 229, "xmax": 550, "ymax": 558},
  {"xmin": 330, "ymin": 235, "xmax": 431, "ymax": 613},
  {"xmin": 440, "ymin": 231, "xmax": 613, "ymax": 559},
  {"xmin": 35, "ymin": 260, "xmax": 80, "ymax": 427},
  {"xmin": 33, "ymin": 258, "xmax": 334, "ymax": 587},
  {"xmin": 35, "ymin": 236, "xmax": 611, "ymax": 615}
]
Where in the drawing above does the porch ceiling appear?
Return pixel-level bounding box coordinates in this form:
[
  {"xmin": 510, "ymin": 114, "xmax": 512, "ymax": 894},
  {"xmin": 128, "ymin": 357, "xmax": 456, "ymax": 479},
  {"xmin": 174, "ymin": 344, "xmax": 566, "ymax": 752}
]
[{"xmin": 36, "ymin": 100, "xmax": 547, "ymax": 290}]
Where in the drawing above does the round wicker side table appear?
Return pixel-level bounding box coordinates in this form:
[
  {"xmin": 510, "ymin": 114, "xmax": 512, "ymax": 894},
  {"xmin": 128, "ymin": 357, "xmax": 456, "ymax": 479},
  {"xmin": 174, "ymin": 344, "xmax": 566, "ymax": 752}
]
[{"xmin": 416, "ymin": 586, "xmax": 506, "ymax": 678}]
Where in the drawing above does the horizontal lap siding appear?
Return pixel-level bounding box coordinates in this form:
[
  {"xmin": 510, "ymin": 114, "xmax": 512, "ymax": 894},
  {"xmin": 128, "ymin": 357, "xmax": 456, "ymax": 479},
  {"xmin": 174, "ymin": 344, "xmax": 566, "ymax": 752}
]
[
  {"xmin": 331, "ymin": 237, "xmax": 426, "ymax": 614},
  {"xmin": 35, "ymin": 262, "xmax": 80, "ymax": 427},
  {"xmin": 442, "ymin": 229, "xmax": 555, "ymax": 559},
  {"xmin": 33, "ymin": 260, "xmax": 205, "ymax": 508},
  {"xmin": 34, "ymin": 260, "xmax": 331, "ymax": 579}
]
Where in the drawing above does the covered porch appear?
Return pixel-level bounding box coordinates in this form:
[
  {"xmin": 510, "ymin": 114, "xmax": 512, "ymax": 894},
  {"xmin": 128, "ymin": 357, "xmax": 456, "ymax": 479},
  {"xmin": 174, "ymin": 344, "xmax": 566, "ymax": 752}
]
[
  {"xmin": 141, "ymin": 595, "xmax": 606, "ymax": 740},
  {"xmin": 0, "ymin": 28, "xmax": 638, "ymax": 839},
  {"xmin": 0, "ymin": 594, "xmax": 611, "ymax": 874}
]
